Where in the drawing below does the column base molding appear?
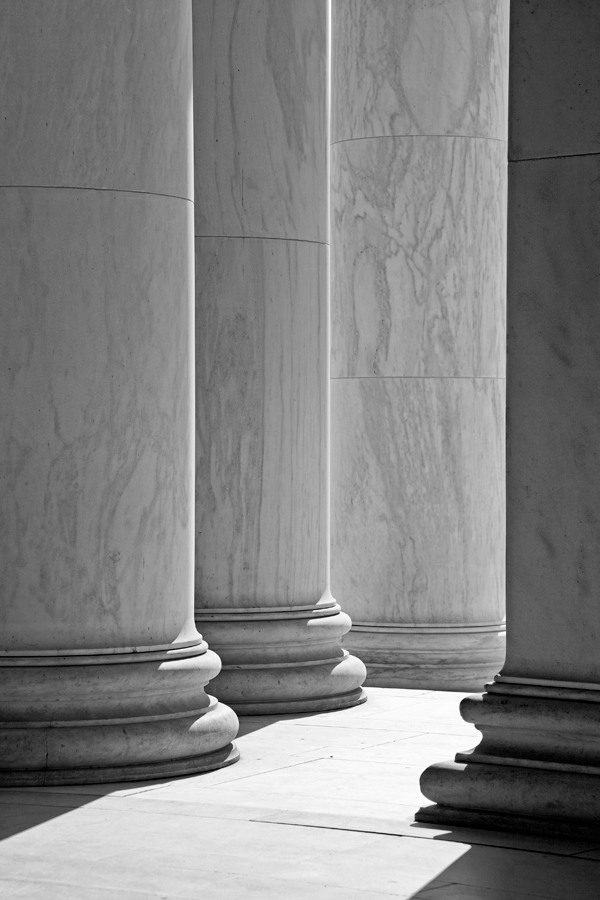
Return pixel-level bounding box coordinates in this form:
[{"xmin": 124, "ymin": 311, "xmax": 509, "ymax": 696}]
[
  {"xmin": 418, "ymin": 681, "xmax": 600, "ymax": 835},
  {"xmin": 228, "ymin": 687, "xmax": 366, "ymax": 716},
  {"xmin": 416, "ymin": 798, "xmax": 600, "ymax": 841},
  {"xmin": 0, "ymin": 642, "xmax": 239, "ymax": 785},
  {"xmin": 0, "ymin": 742, "xmax": 240, "ymax": 787},
  {"xmin": 195, "ymin": 601, "xmax": 367, "ymax": 714},
  {"xmin": 344, "ymin": 623, "xmax": 506, "ymax": 691}
]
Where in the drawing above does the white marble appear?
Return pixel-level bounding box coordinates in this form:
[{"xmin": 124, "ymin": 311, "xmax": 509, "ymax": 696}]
[
  {"xmin": 0, "ymin": 1, "xmax": 192, "ymax": 199},
  {"xmin": 0, "ymin": 652, "xmax": 239, "ymax": 782},
  {"xmin": 509, "ymin": 0, "xmax": 600, "ymax": 160},
  {"xmin": 193, "ymin": 1, "xmax": 365, "ymax": 711},
  {"xmin": 331, "ymin": 136, "xmax": 507, "ymax": 378},
  {"xmin": 331, "ymin": 377, "xmax": 505, "ymax": 627},
  {"xmin": 194, "ymin": 236, "xmax": 366, "ymax": 710},
  {"xmin": 345, "ymin": 625, "xmax": 505, "ymax": 691},
  {"xmin": 194, "ymin": 606, "xmax": 366, "ymax": 713},
  {"xmin": 193, "ymin": 0, "xmax": 327, "ymax": 241},
  {"xmin": 331, "ymin": 0, "xmax": 508, "ymax": 144},
  {"xmin": 0, "ymin": 187, "xmax": 240, "ymax": 781},
  {"xmin": 0, "ymin": 189, "xmax": 195, "ymax": 651},
  {"xmin": 504, "ymin": 155, "xmax": 600, "ymax": 683},
  {"xmin": 195, "ymin": 237, "xmax": 327, "ymax": 608},
  {"xmin": 421, "ymin": 7, "xmax": 600, "ymax": 836},
  {"xmin": 3, "ymin": 693, "xmax": 599, "ymax": 900},
  {"xmin": 0, "ymin": 2, "xmax": 239, "ymax": 783},
  {"xmin": 330, "ymin": 0, "xmax": 508, "ymax": 689}
]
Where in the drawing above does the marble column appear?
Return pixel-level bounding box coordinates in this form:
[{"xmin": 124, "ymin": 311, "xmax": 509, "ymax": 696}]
[
  {"xmin": 419, "ymin": 0, "xmax": 600, "ymax": 835},
  {"xmin": 330, "ymin": 0, "xmax": 508, "ymax": 690},
  {"xmin": 193, "ymin": 0, "xmax": 366, "ymax": 714},
  {"xmin": 0, "ymin": 0, "xmax": 239, "ymax": 785}
]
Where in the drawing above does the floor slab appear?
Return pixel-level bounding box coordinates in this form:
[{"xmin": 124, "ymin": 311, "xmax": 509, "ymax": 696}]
[{"xmin": 1, "ymin": 688, "xmax": 599, "ymax": 900}]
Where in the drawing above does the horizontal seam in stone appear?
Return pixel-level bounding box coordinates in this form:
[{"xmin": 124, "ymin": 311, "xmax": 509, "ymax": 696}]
[
  {"xmin": 331, "ymin": 375, "xmax": 506, "ymax": 381},
  {"xmin": 0, "ymin": 184, "xmax": 192, "ymax": 203},
  {"xmin": 195, "ymin": 234, "xmax": 329, "ymax": 247},
  {"xmin": 511, "ymin": 150, "xmax": 600, "ymax": 162},
  {"xmin": 331, "ymin": 134, "xmax": 508, "ymax": 146}
]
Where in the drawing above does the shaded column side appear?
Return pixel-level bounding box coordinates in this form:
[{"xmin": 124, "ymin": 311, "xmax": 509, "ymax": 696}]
[{"xmin": 419, "ymin": 0, "xmax": 600, "ymax": 837}]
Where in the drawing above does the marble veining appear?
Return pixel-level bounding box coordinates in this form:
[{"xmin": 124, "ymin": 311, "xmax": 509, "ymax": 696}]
[
  {"xmin": 0, "ymin": 1, "xmax": 193, "ymax": 199},
  {"xmin": 0, "ymin": 188, "xmax": 194, "ymax": 651},
  {"xmin": 505, "ymin": 155, "xmax": 600, "ymax": 684},
  {"xmin": 195, "ymin": 236, "xmax": 327, "ymax": 609},
  {"xmin": 332, "ymin": 0, "xmax": 508, "ymax": 144},
  {"xmin": 192, "ymin": 0, "xmax": 366, "ymax": 709},
  {"xmin": 331, "ymin": 376, "xmax": 505, "ymax": 626},
  {"xmin": 194, "ymin": 0, "xmax": 327, "ymax": 242},
  {"xmin": 331, "ymin": 136, "xmax": 507, "ymax": 379}
]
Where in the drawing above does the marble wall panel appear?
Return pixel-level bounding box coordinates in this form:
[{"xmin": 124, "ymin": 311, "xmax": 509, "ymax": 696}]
[
  {"xmin": 509, "ymin": 0, "xmax": 600, "ymax": 160},
  {"xmin": 331, "ymin": 376, "xmax": 505, "ymax": 626},
  {"xmin": 195, "ymin": 237, "xmax": 327, "ymax": 608},
  {"xmin": 0, "ymin": 188, "xmax": 195, "ymax": 651},
  {"xmin": 0, "ymin": 1, "xmax": 192, "ymax": 198},
  {"xmin": 331, "ymin": 0, "xmax": 508, "ymax": 144},
  {"xmin": 193, "ymin": 0, "xmax": 326, "ymax": 241},
  {"xmin": 505, "ymin": 155, "xmax": 600, "ymax": 684},
  {"xmin": 331, "ymin": 136, "xmax": 506, "ymax": 379}
]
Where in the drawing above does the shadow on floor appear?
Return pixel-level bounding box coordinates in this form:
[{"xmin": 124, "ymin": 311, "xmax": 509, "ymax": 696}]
[
  {"xmin": 404, "ymin": 838, "xmax": 600, "ymax": 900},
  {"xmin": 0, "ymin": 769, "xmax": 197, "ymax": 843},
  {"xmin": 0, "ymin": 710, "xmax": 324, "ymax": 844},
  {"xmin": 0, "ymin": 787, "xmax": 114, "ymax": 842}
]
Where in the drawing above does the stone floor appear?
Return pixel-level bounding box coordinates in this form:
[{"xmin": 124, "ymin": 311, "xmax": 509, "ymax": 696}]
[{"xmin": 1, "ymin": 688, "xmax": 600, "ymax": 899}]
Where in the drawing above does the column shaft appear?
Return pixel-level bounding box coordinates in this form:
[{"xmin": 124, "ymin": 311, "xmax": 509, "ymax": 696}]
[
  {"xmin": 330, "ymin": 0, "xmax": 508, "ymax": 689},
  {"xmin": 0, "ymin": 0, "xmax": 238, "ymax": 784},
  {"xmin": 193, "ymin": 0, "xmax": 366, "ymax": 713},
  {"xmin": 419, "ymin": 0, "xmax": 600, "ymax": 836}
]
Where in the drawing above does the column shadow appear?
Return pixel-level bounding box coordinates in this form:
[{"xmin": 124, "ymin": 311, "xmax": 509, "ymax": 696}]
[
  {"xmin": 403, "ymin": 822, "xmax": 600, "ymax": 899},
  {"xmin": 0, "ymin": 787, "xmax": 113, "ymax": 842},
  {"xmin": 0, "ymin": 777, "xmax": 177, "ymax": 843},
  {"xmin": 404, "ymin": 840, "xmax": 600, "ymax": 899}
]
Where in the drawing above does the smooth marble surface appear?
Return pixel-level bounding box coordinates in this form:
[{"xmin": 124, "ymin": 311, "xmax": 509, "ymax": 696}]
[
  {"xmin": 0, "ymin": 2, "xmax": 239, "ymax": 782},
  {"xmin": 331, "ymin": 136, "xmax": 507, "ymax": 378},
  {"xmin": 195, "ymin": 604, "xmax": 366, "ymax": 713},
  {"xmin": 194, "ymin": 235, "xmax": 366, "ymax": 708},
  {"xmin": 509, "ymin": 0, "xmax": 600, "ymax": 160},
  {"xmin": 0, "ymin": 656, "xmax": 239, "ymax": 784},
  {"xmin": 195, "ymin": 237, "xmax": 327, "ymax": 609},
  {"xmin": 330, "ymin": 0, "xmax": 508, "ymax": 689},
  {"xmin": 193, "ymin": 0, "xmax": 365, "ymax": 708},
  {"xmin": 421, "ymin": 759, "xmax": 600, "ymax": 835},
  {"xmin": 0, "ymin": 0, "xmax": 192, "ymax": 199},
  {"xmin": 331, "ymin": 377, "xmax": 505, "ymax": 626},
  {"xmin": 0, "ymin": 189, "xmax": 195, "ymax": 651},
  {"xmin": 331, "ymin": 0, "xmax": 508, "ymax": 144},
  {"xmin": 421, "ymin": 8, "xmax": 600, "ymax": 837},
  {"xmin": 504, "ymin": 155, "xmax": 600, "ymax": 683},
  {"xmin": 462, "ymin": 684, "xmax": 600, "ymax": 771},
  {"xmin": 2, "ymin": 690, "xmax": 600, "ymax": 900},
  {"xmin": 193, "ymin": 0, "xmax": 327, "ymax": 241},
  {"xmin": 345, "ymin": 625, "xmax": 505, "ymax": 691}
]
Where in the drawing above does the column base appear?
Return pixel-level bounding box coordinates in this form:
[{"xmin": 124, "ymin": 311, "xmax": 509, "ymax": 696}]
[
  {"xmin": 0, "ymin": 641, "xmax": 240, "ymax": 785},
  {"xmin": 418, "ymin": 680, "xmax": 600, "ymax": 835},
  {"xmin": 0, "ymin": 742, "xmax": 240, "ymax": 787},
  {"xmin": 417, "ymin": 798, "xmax": 600, "ymax": 841},
  {"xmin": 195, "ymin": 598, "xmax": 367, "ymax": 714},
  {"xmin": 229, "ymin": 687, "xmax": 366, "ymax": 716},
  {"xmin": 344, "ymin": 623, "xmax": 506, "ymax": 691}
]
